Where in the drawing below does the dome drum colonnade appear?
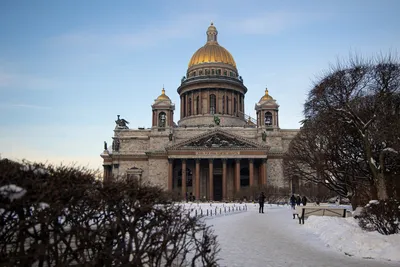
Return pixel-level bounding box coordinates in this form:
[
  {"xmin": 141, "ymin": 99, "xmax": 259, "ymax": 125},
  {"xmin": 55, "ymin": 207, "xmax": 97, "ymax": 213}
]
[{"xmin": 177, "ymin": 23, "xmax": 248, "ymax": 127}]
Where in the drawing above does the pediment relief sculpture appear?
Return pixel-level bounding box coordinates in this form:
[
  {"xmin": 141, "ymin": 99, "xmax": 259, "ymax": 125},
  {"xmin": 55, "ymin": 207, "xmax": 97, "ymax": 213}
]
[{"xmin": 184, "ymin": 133, "xmax": 255, "ymax": 148}]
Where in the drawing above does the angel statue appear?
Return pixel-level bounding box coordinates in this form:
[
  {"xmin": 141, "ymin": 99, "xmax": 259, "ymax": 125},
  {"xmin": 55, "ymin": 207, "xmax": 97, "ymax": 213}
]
[{"xmin": 115, "ymin": 115, "xmax": 129, "ymax": 129}]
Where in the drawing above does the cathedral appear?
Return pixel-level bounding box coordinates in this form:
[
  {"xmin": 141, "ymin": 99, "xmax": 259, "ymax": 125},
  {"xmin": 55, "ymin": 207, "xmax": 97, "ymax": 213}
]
[{"xmin": 101, "ymin": 23, "xmax": 299, "ymax": 201}]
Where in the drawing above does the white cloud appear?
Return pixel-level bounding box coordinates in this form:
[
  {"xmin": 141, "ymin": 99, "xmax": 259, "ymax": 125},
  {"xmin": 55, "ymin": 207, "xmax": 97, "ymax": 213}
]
[
  {"xmin": 0, "ymin": 69, "xmax": 59, "ymax": 90},
  {"xmin": 49, "ymin": 13, "xmax": 218, "ymax": 50},
  {"xmin": 234, "ymin": 11, "xmax": 328, "ymax": 35}
]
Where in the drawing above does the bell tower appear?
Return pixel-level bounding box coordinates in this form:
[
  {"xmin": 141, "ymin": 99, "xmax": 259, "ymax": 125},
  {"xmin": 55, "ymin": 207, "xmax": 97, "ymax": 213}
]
[
  {"xmin": 255, "ymin": 88, "xmax": 279, "ymax": 130},
  {"xmin": 151, "ymin": 87, "xmax": 175, "ymax": 129}
]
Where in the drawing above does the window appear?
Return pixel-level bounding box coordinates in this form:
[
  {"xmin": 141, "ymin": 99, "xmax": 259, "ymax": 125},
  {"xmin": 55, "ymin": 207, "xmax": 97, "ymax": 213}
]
[
  {"xmin": 212, "ymin": 69, "xmax": 215, "ymax": 75},
  {"xmin": 188, "ymin": 98, "xmax": 192, "ymax": 116},
  {"xmin": 193, "ymin": 71, "xmax": 196, "ymax": 77},
  {"xmin": 222, "ymin": 96, "xmax": 225, "ymax": 114},
  {"xmin": 210, "ymin": 94, "xmax": 216, "ymax": 114},
  {"xmin": 224, "ymin": 70, "xmax": 227, "ymax": 76},
  {"xmin": 217, "ymin": 69, "xmax": 221, "ymax": 75},
  {"xmin": 226, "ymin": 96, "xmax": 229, "ymax": 114},
  {"xmin": 234, "ymin": 97, "xmax": 237, "ymax": 115},
  {"xmin": 196, "ymin": 96, "xmax": 200, "ymax": 115},
  {"xmin": 205, "ymin": 69, "xmax": 210, "ymax": 75},
  {"xmin": 264, "ymin": 112, "xmax": 273, "ymax": 126},
  {"xmin": 183, "ymin": 96, "xmax": 186, "ymax": 117},
  {"xmin": 239, "ymin": 97, "xmax": 242, "ymax": 112},
  {"xmin": 199, "ymin": 70, "xmax": 203, "ymax": 75},
  {"xmin": 158, "ymin": 112, "xmax": 166, "ymax": 127}
]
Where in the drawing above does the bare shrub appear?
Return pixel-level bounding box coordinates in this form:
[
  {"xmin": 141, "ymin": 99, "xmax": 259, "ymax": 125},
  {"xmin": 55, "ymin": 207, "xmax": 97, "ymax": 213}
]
[
  {"xmin": 357, "ymin": 199, "xmax": 400, "ymax": 235},
  {"xmin": 0, "ymin": 159, "xmax": 220, "ymax": 266}
]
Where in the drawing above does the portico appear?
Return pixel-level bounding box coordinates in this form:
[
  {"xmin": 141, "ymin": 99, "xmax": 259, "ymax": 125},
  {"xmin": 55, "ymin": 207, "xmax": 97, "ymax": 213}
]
[{"xmin": 166, "ymin": 129, "xmax": 270, "ymax": 201}]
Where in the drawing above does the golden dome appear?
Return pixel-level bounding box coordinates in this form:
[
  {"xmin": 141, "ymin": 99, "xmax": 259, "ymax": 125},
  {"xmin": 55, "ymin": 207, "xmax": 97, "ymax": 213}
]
[
  {"xmin": 260, "ymin": 88, "xmax": 273, "ymax": 101},
  {"xmin": 188, "ymin": 23, "xmax": 236, "ymax": 68},
  {"xmin": 156, "ymin": 88, "xmax": 170, "ymax": 101}
]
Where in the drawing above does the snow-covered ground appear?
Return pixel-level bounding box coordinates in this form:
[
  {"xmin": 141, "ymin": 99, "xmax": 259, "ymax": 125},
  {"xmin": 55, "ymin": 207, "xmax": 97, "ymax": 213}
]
[{"xmin": 206, "ymin": 203, "xmax": 400, "ymax": 267}]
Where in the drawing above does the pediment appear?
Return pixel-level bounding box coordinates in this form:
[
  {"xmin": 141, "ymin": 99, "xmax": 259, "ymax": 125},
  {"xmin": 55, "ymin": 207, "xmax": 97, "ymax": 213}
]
[{"xmin": 166, "ymin": 129, "xmax": 269, "ymax": 151}]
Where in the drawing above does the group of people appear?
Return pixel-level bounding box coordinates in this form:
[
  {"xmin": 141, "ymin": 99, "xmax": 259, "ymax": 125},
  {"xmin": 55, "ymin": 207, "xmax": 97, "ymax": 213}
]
[{"xmin": 290, "ymin": 194, "xmax": 307, "ymax": 209}]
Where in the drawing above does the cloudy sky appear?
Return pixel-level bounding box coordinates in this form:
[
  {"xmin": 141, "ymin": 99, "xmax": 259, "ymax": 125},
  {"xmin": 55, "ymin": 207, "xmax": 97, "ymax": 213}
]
[{"xmin": 1, "ymin": 0, "xmax": 399, "ymax": 170}]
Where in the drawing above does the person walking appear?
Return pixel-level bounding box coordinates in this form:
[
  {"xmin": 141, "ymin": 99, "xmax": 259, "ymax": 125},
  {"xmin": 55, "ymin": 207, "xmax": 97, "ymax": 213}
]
[
  {"xmin": 301, "ymin": 196, "xmax": 307, "ymax": 206},
  {"xmin": 258, "ymin": 192, "xmax": 266, "ymax": 213},
  {"xmin": 290, "ymin": 194, "xmax": 296, "ymax": 209},
  {"xmin": 296, "ymin": 195, "xmax": 301, "ymax": 206}
]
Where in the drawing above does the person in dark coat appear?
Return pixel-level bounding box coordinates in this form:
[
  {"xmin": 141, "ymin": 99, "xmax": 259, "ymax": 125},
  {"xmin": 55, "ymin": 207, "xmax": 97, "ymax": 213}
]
[
  {"xmin": 258, "ymin": 192, "xmax": 266, "ymax": 213},
  {"xmin": 290, "ymin": 194, "xmax": 296, "ymax": 209},
  {"xmin": 302, "ymin": 196, "xmax": 307, "ymax": 206},
  {"xmin": 296, "ymin": 195, "xmax": 301, "ymax": 206}
]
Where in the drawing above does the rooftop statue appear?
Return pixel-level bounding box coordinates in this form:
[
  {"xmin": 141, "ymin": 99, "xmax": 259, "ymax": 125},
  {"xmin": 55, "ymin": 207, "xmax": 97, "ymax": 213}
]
[{"xmin": 115, "ymin": 115, "xmax": 129, "ymax": 129}]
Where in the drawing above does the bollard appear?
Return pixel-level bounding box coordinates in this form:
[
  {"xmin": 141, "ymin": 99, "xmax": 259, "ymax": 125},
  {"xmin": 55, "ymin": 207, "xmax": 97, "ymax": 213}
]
[
  {"xmin": 195, "ymin": 209, "xmax": 197, "ymax": 217},
  {"xmin": 207, "ymin": 209, "xmax": 209, "ymax": 216},
  {"xmin": 201, "ymin": 209, "xmax": 203, "ymax": 216}
]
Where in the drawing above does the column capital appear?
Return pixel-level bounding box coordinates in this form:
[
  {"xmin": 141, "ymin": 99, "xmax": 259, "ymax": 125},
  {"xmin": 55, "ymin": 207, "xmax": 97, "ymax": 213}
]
[
  {"xmin": 181, "ymin": 158, "xmax": 187, "ymax": 163},
  {"xmin": 208, "ymin": 158, "xmax": 214, "ymax": 163},
  {"xmin": 248, "ymin": 158, "xmax": 254, "ymax": 163},
  {"xmin": 235, "ymin": 158, "xmax": 241, "ymax": 163},
  {"xmin": 262, "ymin": 158, "xmax": 267, "ymax": 163},
  {"xmin": 168, "ymin": 158, "xmax": 174, "ymax": 164},
  {"xmin": 195, "ymin": 158, "xmax": 201, "ymax": 163},
  {"xmin": 221, "ymin": 158, "xmax": 227, "ymax": 163}
]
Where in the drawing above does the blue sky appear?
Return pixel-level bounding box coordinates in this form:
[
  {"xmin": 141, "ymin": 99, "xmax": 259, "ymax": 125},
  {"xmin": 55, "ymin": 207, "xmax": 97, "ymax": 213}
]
[{"xmin": 1, "ymin": 0, "xmax": 399, "ymax": 170}]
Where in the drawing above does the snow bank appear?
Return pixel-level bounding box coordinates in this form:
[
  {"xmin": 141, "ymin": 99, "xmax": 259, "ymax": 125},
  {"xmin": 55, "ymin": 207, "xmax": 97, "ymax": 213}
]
[{"xmin": 304, "ymin": 215, "xmax": 400, "ymax": 261}]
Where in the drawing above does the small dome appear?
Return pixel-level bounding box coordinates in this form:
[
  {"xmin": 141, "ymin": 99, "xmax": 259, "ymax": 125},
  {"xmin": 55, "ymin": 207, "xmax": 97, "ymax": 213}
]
[
  {"xmin": 260, "ymin": 88, "xmax": 274, "ymax": 101},
  {"xmin": 156, "ymin": 88, "xmax": 170, "ymax": 101},
  {"xmin": 188, "ymin": 23, "xmax": 236, "ymax": 68}
]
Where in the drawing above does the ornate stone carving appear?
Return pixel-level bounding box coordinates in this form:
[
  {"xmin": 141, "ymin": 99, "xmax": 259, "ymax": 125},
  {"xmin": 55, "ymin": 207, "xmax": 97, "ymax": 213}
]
[{"xmin": 184, "ymin": 133, "xmax": 254, "ymax": 148}]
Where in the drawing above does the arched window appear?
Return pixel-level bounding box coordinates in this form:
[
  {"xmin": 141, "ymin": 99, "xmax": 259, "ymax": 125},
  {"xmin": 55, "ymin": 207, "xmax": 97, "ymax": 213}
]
[
  {"xmin": 224, "ymin": 70, "xmax": 227, "ymax": 76},
  {"xmin": 264, "ymin": 112, "xmax": 273, "ymax": 126},
  {"xmin": 196, "ymin": 96, "xmax": 200, "ymax": 115},
  {"xmin": 178, "ymin": 168, "xmax": 193, "ymax": 187},
  {"xmin": 193, "ymin": 71, "xmax": 196, "ymax": 77},
  {"xmin": 199, "ymin": 70, "xmax": 203, "ymax": 75},
  {"xmin": 240, "ymin": 168, "xmax": 250, "ymax": 187},
  {"xmin": 212, "ymin": 69, "xmax": 215, "ymax": 75},
  {"xmin": 188, "ymin": 98, "xmax": 192, "ymax": 116},
  {"xmin": 210, "ymin": 94, "xmax": 216, "ymax": 114},
  {"xmin": 226, "ymin": 96, "xmax": 229, "ymax": 114},
  {"xmin": 158, "ymin": 112, "xmax": 166, "ymax": 127},
  {"xmin": 205, "ymin": 69, "xmax": 210, "ymax": 75}
]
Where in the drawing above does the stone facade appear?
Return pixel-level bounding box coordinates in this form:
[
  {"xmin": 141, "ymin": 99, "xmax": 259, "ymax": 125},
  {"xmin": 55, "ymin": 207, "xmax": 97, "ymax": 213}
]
[{"xmin": 101, "ymin": 23, "xmax": 299, "ymax": 200}]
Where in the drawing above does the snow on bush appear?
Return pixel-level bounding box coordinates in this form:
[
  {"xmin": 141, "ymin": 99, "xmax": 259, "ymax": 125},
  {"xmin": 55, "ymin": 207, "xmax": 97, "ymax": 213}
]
[
  {"xmin": 0, "ymin": 184, "xmax": 26, "ymax": 201},
  {"xmin": 357, "ymin": 199, "xmax": 400, "ymax": 235}
]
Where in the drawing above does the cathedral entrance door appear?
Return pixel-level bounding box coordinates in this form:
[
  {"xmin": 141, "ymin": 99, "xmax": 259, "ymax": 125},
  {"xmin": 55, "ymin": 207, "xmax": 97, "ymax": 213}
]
[{"xmin": 213, "ymin": 175, "xmax": 223, "ymax": 201}]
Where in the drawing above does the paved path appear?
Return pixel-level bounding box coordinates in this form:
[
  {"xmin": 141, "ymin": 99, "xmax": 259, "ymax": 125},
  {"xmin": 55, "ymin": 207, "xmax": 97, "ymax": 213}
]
[{"xmin": 207, "ymin": 205, "xmax": 399, "ymax": 267}]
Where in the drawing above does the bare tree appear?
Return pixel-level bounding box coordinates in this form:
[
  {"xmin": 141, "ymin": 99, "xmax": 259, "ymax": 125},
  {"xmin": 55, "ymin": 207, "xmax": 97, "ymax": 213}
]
[{"xmin": 304, "ymin": 55, "xmax": 400, "ymax": 200}]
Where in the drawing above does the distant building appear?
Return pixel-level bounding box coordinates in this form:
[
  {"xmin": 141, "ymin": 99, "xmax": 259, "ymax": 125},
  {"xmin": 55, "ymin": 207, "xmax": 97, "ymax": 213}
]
[{"xmin": 101, "ymin": 23, "xmax": 299, "ymax": 200}]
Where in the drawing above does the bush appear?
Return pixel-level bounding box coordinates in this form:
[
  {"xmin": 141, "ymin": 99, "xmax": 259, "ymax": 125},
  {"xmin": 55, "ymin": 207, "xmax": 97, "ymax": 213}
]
[
  {"xmin": 357, "ymin": 199, "xmax": 400, "ymax": 235},
  {"xmin": 0, "ymin": 159, "xmax": 220, "ymax": 266}
]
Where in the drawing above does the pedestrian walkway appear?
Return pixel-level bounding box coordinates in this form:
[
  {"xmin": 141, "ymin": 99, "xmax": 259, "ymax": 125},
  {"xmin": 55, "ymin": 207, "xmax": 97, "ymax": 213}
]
[{"xmin": 208, "ymin": 205, "xmax": 398, "ymax": 267}]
